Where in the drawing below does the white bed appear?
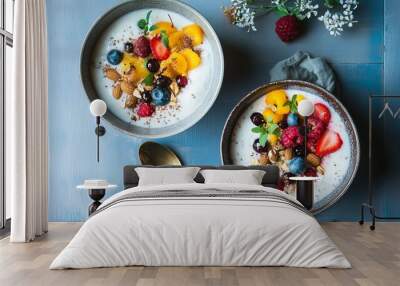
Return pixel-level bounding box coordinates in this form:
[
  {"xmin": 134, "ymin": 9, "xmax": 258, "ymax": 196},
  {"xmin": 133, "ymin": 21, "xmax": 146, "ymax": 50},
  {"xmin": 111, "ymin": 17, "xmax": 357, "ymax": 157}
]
[{"xmin": 50, "ymin": 183, "xmax": 350, "ymax": 269}]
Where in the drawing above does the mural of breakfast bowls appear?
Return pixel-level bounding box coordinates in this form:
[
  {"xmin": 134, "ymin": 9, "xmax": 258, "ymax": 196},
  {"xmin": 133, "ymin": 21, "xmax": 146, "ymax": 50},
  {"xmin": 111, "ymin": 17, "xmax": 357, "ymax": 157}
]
[
  {"xmin": 81, "ymin": 0, "xmax": 224, "ymax": 138},
  {"xmin": 221, "ymin": 81, "xmax": 360, "ymax": 214}
]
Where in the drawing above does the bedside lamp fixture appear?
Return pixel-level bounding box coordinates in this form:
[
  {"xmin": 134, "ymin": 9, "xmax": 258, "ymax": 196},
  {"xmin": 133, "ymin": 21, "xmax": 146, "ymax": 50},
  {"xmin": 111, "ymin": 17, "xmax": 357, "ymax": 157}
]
[
  {"xmin": 292, "ymin": 99, "xmax": 317, "ymax": 210},
  {"xmin": 297, "ymin": 99, "xmax": 315, "ymax": 160},
  {"xmin": 90, "ymin": 99, "xmax": 107, "ymax": 162}
]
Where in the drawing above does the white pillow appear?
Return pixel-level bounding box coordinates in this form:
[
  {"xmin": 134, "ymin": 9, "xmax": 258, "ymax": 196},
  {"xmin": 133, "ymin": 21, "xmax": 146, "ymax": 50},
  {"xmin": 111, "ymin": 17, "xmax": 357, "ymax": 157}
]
[
  {"xmin": 200, "ymin": 169, "xmax": 265, "ymax": 185},
  {"xmin": 135, "ymin": 167, "xmax": 200, "ymax": 186}
]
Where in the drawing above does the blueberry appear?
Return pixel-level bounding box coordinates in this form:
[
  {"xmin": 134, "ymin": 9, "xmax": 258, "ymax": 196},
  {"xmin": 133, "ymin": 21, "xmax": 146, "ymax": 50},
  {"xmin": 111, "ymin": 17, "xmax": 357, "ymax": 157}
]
[
  {"xmin": 252, "ymin": 139, "xmax": 269, "ymax": 153},
  {"xmin": 250, "ymin": 112, "xmax": 265, "ymax": 126},
  {"xmin": 287, "ymin": 113, "xmax": 298, "ymax": 126},
  {"xmin": 288, "ymin": 157, "xmax": 305, "ymax": 175},
  {"xmin": 106, "ymin": 49, "xmax": 123, "ymax": 65},
  {"xmin": 151, "ymin": 87, "xmax": 171, "ymax": 106},
  {"xmin": 155, "ymin": 76, "xmax": 172, "ymax": 88},
  {"xmin": 124, "ymin": 42, "xmax": 134, "ymax": 53},
  {"xmin": 146, "ymin": 59, "xmax": 160, "ymax": 73}
]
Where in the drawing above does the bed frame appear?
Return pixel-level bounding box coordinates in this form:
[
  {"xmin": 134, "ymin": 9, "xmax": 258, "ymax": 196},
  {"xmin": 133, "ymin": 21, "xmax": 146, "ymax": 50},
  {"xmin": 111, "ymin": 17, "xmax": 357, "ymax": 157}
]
[{"xmin": 123, "ymin": 165, "xmax": 280, "ymax": 190}]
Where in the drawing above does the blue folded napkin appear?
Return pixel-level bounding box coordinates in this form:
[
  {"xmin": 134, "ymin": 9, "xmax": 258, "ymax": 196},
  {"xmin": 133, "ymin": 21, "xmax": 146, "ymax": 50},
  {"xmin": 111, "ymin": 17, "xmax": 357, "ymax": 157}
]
[{"xmin": 269, "ymin": 51, "xmax": 336, "ymax": 93}]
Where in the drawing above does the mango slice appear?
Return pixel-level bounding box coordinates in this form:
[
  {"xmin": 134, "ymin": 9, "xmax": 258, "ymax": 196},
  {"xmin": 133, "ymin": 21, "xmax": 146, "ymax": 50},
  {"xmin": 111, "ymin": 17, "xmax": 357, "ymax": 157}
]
[
  {"xmin": 182, "ymin": 24, "xmax": 204, "ymax": 46},
  {"xmin": 150, "ymin": 21, "xmax": 176, "ymax": 36},
  {"xmin": 160, "ymin": 59, "xmax": 177, "ymax": 78},
  {"xmin": 168, "ymin": 31, "xmax": 185, "ymax": 51},
  {"xmin": 120, "ymin": 53, "xmax": 149, "ymax": 83},
  {"xmin": 168, "ymin": 52, "xmax": 188, "ymax": 75},
  {"xmin": 263, "ymin": 108, "xmax": 283, "ymax": 123},
  {"xmin": 179, "ymin": 48, "xmax": 201, "ymax": 70}
]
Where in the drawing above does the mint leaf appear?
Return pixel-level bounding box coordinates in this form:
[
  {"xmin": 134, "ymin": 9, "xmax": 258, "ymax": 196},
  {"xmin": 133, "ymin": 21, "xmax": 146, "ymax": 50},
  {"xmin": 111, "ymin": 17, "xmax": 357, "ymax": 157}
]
[
  {"xmin": 267, "ymin": 124, "xmax": 279, "ymax": 134},
  {"xmin": 146, "ymin": 10, "xmax": 152, "ymax": 24},
  {"xmin": 137, "ymin": 19, "xmax": 147, "ymax": 30},
  {"xmin": 288, "ymin": 94, "xmax": 298, "ymax": 113},
  {"xmin": 160, "ymin": 31, "xmax": 169, "ymax": 48},
  {"xmin": 143, "ymin": 58, "xmax": 149, "ymax": 68},
  {"xmin": 251, "ymin": 126, "xmax": 265, "ymax": 133},
  {"xmin": 324, "ymin": 0, "xmax": 340, "ymax": 9},
  {"xmin": 259, "ymin": 133, "xmax": 268, "ymax": 147},
  {"xmin": 149, "ymin": 24, "xmax": 158, "ymax": 31},
  {"xmin": 273, "ymin": 128, "xmax": 281, "ymax": 136},
  {"xmin": 143, "ymin": 73, "xmax": 154, "ymax": 86}
]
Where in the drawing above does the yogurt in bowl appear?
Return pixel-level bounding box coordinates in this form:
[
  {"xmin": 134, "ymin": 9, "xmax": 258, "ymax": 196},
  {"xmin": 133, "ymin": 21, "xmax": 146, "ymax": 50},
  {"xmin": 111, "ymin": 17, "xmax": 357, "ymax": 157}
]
[
  {"xmin": 221, "ymin": 81, "xmax": 360, "ymax": 214},
  {"xmin": 81, "ymin": 0, "xmax": 224, "ymax": 138}
]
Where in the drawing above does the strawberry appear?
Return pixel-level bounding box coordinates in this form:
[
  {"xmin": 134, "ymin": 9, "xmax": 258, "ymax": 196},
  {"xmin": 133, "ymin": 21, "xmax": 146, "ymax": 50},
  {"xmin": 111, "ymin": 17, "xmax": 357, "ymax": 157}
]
[
  {"xmin": 313, "ymin": 103, "xmax": 331, "ymax": 125},
  {"xmin": 150, "ymin": 36, "xmax": 170, "ymax": 60},
  {"xmin": 316, "ymin": 131, "xmax": 343, "ymax": 157}
]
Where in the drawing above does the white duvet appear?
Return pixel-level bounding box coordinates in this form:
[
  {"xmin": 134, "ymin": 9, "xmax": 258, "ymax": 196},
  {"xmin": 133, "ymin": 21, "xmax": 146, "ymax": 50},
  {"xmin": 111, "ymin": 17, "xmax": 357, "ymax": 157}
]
[{"xmin": 50, "ymin": 183, "xmax": 350, "ymax": 269}]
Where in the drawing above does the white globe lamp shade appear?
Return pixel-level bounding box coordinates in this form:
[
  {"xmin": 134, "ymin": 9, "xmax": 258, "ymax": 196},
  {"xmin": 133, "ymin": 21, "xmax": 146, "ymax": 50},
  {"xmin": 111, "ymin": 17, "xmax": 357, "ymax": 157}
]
[
  {"xmin": 90, "ymin": 99, "xmax": 107, "ymax": 117},
  {"xmin": 298, "ymin": 99, "xmax": 314, "ymax": 117}
]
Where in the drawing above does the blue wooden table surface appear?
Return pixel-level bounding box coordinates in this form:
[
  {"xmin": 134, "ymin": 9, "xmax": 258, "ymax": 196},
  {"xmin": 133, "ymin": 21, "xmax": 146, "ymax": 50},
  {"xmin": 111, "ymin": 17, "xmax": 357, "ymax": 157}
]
[{"xmin": 47, "ymin": 0, "xmax": 398, "ymax": 221}]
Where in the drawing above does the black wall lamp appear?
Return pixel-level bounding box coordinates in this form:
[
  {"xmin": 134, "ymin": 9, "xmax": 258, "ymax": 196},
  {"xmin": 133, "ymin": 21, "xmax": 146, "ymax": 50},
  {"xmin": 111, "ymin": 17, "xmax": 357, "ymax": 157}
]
[{"xmin": 89, "ymin": 99, "xmax": 107, "ymax": 162}]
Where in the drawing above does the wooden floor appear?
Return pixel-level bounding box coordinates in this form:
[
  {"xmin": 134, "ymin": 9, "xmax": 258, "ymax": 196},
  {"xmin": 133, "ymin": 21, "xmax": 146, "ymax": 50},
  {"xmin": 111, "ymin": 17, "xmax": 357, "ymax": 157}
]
[{"xmin": 0, "ymin": 222, "xmax": 399, "ymax": 286}]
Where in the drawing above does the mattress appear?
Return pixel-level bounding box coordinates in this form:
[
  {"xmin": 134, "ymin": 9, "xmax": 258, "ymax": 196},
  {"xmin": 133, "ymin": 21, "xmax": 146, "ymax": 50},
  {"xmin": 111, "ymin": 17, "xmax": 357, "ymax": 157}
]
[{"xmin": 50, "ymin": 183, "xmax": 350, "ymax": 269}]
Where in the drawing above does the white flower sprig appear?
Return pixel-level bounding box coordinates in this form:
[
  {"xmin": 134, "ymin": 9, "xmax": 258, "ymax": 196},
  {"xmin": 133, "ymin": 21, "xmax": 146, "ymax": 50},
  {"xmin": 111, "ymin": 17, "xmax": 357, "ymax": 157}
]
[
  {"xmin": 228, "ymin": 0, "xmax": 257, "ymax": 32},
  {"xmin": 318, "ymin": 0, "xmax": 359, "ymax": 36},
  {"xmin": 223, "ymin": 0, "xmax": 359, "ymax": 36},
  {"xmin": 270, "ymin": 0, "xmax": 319, "ymax": 20}
]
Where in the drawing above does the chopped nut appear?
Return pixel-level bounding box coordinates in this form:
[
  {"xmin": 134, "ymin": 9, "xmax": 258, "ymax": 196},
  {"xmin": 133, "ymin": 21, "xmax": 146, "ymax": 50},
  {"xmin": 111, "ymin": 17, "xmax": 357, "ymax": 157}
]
[
  {"xmin": 112, "ymin": 83, "xmax": 122, "ymax": 99},
  {"xmin": 170, "ymin": 93, "xmax": 177, "ymax": 103},
  {"xmin": 268, "ymin": 149, "xmax": 278, "ymax": 163},
  {"xmin": 121, "ymin": 80, "xmax": 134, "ymax": 95},
  {"xmin": 104, "ymin": 67, "xmax": 121, "ymax": 82},
  {"xmin": 137, "ymin": 83, "xmax": 145, "ymax": 92},
  {"xmin": 133, "ymin": 88, "xmax": 141, "ymax": 99},
  {"xmin": 258, "ymin": 153, "xmax": 270, "ymax": 165},
  {"xmin": 170, "ymin": 81, "xmax": 180, "ymax": 95},
  {"xmin": 307, "ymin": 153, "xmax": 321, "ymax": 167},
  {"xmin": 125, "ymin": 93, "xmax": 137, "ymax": 108},
  {"xmin": 284, "ymin": 148, "xmax": 293, "ymax": 160},
  {"xmin": 316, "ymin": 165, "xmax": 325, "ymax": 175}
]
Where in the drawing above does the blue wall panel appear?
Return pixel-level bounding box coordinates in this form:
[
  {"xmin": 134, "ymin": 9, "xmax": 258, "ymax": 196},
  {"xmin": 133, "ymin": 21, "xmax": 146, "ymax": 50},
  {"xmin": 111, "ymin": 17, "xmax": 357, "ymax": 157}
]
[{"xmin": 47, "ymin": 0, "xmax": 385, "ymax": 221}]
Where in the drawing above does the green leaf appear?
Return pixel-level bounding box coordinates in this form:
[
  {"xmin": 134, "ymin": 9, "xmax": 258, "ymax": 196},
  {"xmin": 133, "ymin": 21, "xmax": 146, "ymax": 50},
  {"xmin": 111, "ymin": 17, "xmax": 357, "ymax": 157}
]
[
  {"xmin": 146, "ymin": 10, "xmax": 152, "ymax": 24},
  {"xmin": 266, "ymin": 116, "xmax": 274, "ymax": 124},
  {"xmin": 143, "ymin": 73, "xmax": 154, "ymax": 86},
  {"xmin": 288, "ymin": 94, "xmax": 298, "ymax": 113},
  {"xmin": 259, "ymin": 133, "xmax": 268, "ymax": 147},
  {"xmin": 149, "ymin": 24, "xmax": 158, "ymax": 31},
  {"xmin": 275, "ymin": 5, "xmax": 289, "ymax": 16},
  {"xmin": 273, "ymin": 128, "xmax": 281, "ymax": 136},
  {"xmin": 324, "ymin": 0, "xmax": 340, "ymax": 9},
  {"xmin": 251, "ymin": 126, "xmax": 265, "ymax": 133},
  {"xmin": 143, "ymin": 58, "xmax": 149, "ymax": 68},
  {"xmin": 137, "ymin": 19, "xmax": 147, "ymax": 30},
  {"xmin": 160, "ymin": 31, "xmax": 169, "ymax": 48},
  {"xmin": 267, "ymin": 124, "xmax": 279, "ymax": 134}
]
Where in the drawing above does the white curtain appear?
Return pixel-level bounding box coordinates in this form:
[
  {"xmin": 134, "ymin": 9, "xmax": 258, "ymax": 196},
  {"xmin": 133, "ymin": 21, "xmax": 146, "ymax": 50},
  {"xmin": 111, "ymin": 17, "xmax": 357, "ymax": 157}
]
[{"xmin": 8, "ymin": 0, "xmax": 49, "ymax": 242}]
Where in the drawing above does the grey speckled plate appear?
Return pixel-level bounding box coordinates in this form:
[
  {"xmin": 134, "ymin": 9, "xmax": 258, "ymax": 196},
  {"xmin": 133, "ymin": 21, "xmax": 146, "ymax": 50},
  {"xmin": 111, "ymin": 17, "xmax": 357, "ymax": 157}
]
[
  {"xmin": 221, "ymin": 80, "xmax": 360, "ymax": 214},
  {"xmin": 81, "ymin": 0, "xmax": 224, "ymax": 138}
]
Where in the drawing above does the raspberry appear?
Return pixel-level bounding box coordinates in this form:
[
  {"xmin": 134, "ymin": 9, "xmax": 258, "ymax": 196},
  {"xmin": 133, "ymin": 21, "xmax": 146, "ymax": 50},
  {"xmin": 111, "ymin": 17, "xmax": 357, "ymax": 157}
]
[
  {"xmin": 137, "ymin": 102, "xmax": 155, "ymax": 117},
  {"xmin": 307, "ymin": 117, "xmax": 326, "ymax": 142},
  {"xmin": 280, "ymin": 126, "xmax": 304, "ymax": 148},
  {"xmin": 275, "ymin": 15, "xmax": 302, "ymax": 42},
  {"xmin": 133, "ymin": 36, "xmax": 151, "ymax": 58}
]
